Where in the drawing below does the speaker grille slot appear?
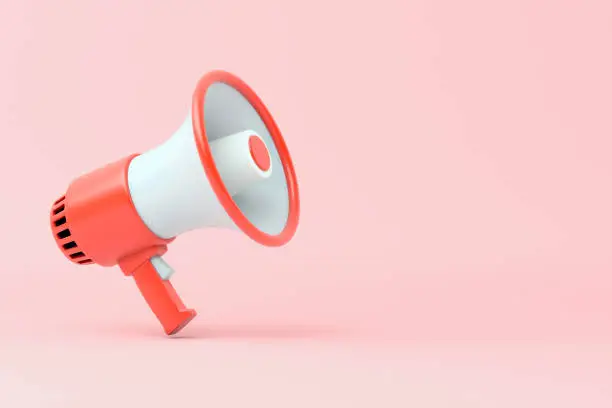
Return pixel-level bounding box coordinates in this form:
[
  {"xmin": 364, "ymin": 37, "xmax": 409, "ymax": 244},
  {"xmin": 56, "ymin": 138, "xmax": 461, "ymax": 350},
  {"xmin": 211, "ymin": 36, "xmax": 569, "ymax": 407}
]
[
  {"xmin": 63, "ymin": 241, "xmax": 77, "ymax": 250},
  {"xmin": 51, "ymin": 195, "xmax": 93, "ymax": 266},
  {"xmin": 56, "ymin": 229, "xmax": 71, "ymax": 239},
  {"xmin": 54, "ymin": 216, "xmax": 67, "ymax": 227}
]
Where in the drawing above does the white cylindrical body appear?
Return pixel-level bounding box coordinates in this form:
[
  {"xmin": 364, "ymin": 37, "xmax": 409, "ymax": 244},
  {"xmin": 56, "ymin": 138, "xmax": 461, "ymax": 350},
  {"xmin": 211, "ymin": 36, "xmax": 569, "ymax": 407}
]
[{"xmin": 127, "ymin": 115, "xmax": 270, "ymax": 239}]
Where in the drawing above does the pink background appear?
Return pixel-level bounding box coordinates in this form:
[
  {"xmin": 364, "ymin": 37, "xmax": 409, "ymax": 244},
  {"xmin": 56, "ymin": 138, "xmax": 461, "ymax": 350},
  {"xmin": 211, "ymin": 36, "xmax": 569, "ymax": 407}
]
[{"xmin": 1, "ymin": 0, "xmax": 611, "ymax": 406}]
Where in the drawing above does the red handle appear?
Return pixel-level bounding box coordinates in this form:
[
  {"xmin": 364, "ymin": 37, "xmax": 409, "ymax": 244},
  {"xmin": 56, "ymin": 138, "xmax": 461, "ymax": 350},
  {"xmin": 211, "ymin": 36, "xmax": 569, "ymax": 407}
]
[
  {"xmin": 131, "ymin": 260, "xmax": 196, "ymax": 335},
  {"xmin": 119, "ymin": 249, "xmax": 196, "ymax": 336}
]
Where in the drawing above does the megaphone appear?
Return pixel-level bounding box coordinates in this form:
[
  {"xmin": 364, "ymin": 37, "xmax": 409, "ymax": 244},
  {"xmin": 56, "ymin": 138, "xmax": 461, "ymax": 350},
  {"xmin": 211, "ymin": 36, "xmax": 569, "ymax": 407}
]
[{"xmin": 49, "ymin": 71, "xmax": 300, "ymax": 335}]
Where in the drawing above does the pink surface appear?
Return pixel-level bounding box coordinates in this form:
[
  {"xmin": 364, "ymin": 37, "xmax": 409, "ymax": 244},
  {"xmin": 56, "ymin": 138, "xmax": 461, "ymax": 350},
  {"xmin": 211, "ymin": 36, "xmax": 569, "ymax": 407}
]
[{"xmin": 1, "ymin": 0, "xmax": 611, "ymax": 406}]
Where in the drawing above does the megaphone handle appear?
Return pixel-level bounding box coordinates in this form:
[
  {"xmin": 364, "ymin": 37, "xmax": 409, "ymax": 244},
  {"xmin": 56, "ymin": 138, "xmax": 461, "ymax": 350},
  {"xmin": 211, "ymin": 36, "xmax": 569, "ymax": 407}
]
[{"xmin": 128, "ymin": 258, "xmax": 197, "ymax": 335}]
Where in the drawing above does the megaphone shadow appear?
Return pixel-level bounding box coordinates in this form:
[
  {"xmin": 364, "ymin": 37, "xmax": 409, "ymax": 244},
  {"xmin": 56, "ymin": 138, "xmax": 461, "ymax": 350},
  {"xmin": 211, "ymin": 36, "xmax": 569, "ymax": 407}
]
[
  {"xmin": 75, "ymin": 321, "xmax": 347, "ymax": 342},
  {"xmin": 171, "ymin": 323, "xmax": 346, "ymax": 341}
]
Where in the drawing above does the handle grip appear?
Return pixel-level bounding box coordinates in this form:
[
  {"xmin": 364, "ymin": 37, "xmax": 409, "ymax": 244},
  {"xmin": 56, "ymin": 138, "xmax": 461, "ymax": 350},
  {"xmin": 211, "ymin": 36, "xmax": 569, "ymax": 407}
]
[{"xmin": 122, "ymin": 256, "xmax": 196, "ymax": 335}]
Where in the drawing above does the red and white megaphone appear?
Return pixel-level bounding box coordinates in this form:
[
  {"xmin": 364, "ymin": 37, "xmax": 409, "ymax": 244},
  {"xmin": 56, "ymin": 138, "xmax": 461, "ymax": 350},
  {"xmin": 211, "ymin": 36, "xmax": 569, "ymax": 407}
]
[{"xmin": 49, "ymin": 71, "xmax": 300, "ymax": 335}]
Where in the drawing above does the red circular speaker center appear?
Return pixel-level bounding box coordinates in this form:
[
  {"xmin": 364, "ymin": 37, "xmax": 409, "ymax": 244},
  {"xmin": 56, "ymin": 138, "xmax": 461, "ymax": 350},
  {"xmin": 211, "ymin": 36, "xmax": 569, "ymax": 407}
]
[{"xmin": 248, "ymin": 135, "xmax": 271, "ymax": 171}]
